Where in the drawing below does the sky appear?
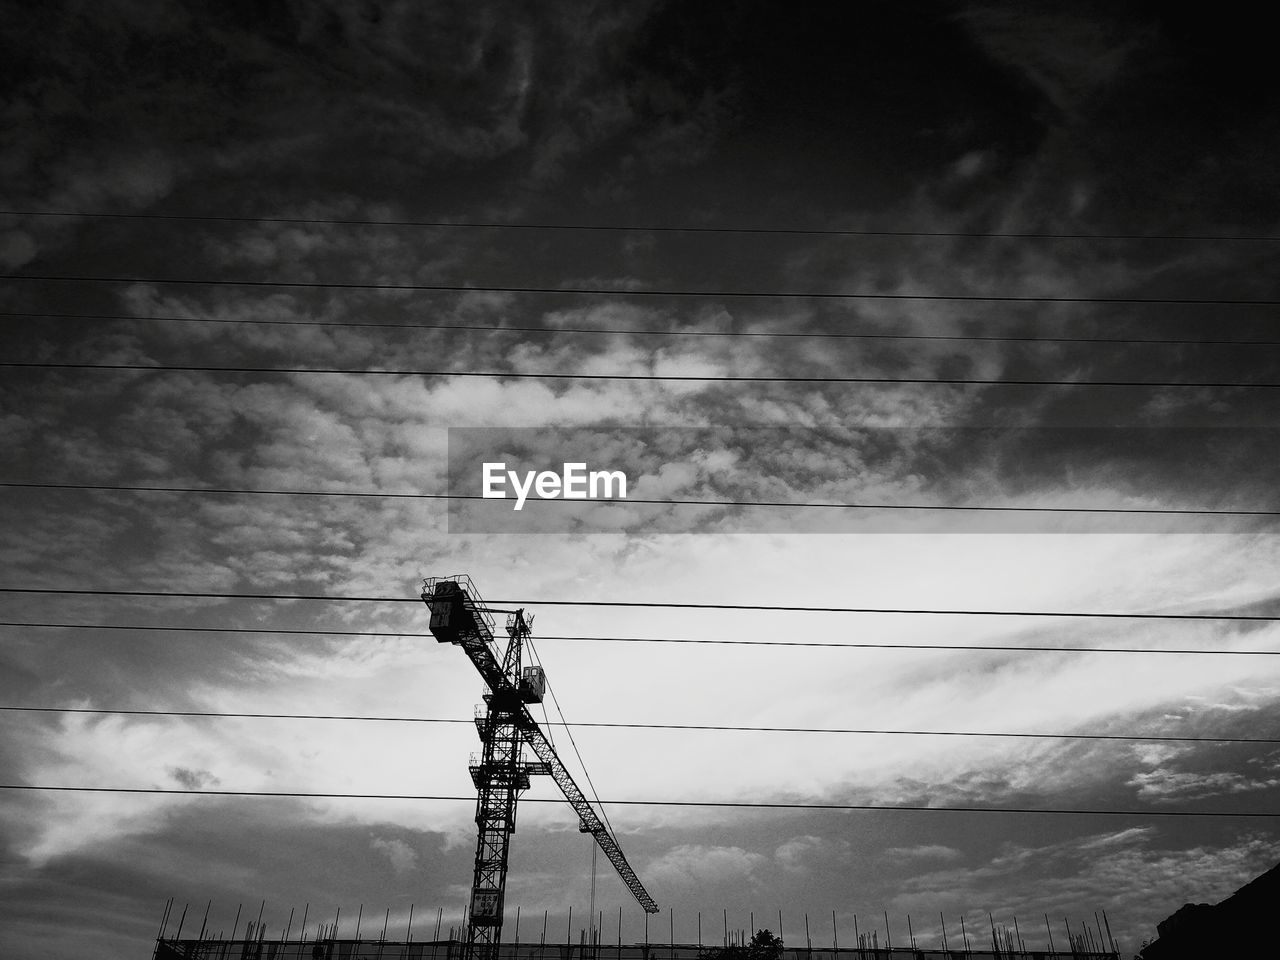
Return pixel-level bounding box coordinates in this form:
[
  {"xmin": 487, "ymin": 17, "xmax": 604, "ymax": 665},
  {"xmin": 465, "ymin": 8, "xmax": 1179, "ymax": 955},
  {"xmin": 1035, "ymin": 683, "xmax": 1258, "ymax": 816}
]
[{"xmin": 2, "ymin": 1, "xmax": 1280, "ymax": 958}]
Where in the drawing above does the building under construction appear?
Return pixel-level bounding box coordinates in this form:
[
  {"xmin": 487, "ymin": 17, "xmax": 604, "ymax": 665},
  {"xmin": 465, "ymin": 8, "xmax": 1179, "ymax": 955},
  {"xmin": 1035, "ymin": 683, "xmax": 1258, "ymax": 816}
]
[{"xmin": 153, "ymin": 933, "xmax": 1121, "ymax": 960}]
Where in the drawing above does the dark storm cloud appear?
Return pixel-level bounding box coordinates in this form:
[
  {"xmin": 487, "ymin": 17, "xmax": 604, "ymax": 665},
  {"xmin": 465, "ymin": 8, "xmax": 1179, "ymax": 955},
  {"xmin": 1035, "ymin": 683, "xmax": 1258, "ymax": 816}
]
[
  {"xmin": 4, "ymin": 0, "xmax": 1278, "ymax": 240},
  {"xmin": 0, "ymin": 0, "xmax": 670, "ymax": 264},
  {"xmin": 954, "ymin": 0, "xmax": 1280, "ymax": 233}
]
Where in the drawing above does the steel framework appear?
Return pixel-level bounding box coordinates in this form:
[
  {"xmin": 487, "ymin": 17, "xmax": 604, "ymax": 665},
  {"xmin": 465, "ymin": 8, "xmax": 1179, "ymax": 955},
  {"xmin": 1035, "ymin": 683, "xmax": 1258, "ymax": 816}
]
[{"xmin": 423, "ymin": 576, "xmax": 657, "ymax": 960}]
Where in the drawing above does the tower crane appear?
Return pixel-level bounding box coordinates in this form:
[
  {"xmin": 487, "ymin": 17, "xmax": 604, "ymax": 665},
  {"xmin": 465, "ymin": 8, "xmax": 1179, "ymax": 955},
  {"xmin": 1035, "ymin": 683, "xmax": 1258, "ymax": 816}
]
[{"xmin": 422, "ymin": 576, "xmax": 658, "ymax": 960}]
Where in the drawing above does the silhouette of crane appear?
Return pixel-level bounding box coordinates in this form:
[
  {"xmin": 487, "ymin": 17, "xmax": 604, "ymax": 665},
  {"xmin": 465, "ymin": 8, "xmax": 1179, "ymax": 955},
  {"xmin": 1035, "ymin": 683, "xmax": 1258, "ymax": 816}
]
[{"xmin": 422, "ymin": 576, "xmax": 658, "ymax": 960}]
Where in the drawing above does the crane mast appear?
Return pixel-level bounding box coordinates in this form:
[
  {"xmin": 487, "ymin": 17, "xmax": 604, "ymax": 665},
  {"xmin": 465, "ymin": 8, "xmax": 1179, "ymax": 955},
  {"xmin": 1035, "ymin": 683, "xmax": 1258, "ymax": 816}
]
[{"xmin": 422, "ymin": 576, "xmax": 657, "ymax": 960}]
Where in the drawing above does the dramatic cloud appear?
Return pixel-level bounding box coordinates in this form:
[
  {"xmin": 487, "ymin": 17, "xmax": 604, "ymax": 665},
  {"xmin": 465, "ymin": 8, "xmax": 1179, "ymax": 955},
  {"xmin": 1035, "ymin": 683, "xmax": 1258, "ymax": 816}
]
[{"xmin": 3, "ymin": 3, "xmax": 1280, "ymax": 960}]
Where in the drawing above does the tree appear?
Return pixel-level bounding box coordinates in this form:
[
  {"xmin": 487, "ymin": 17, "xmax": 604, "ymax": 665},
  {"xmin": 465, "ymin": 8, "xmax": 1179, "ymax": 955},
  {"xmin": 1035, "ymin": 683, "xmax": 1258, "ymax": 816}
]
[{"xmin": 700, "ymin": 929, "xmax": 783, "ymax": 960}]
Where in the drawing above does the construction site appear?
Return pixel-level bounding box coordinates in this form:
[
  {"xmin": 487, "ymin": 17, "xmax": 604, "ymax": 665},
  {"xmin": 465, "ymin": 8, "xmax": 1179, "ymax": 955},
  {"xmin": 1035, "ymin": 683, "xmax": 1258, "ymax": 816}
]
[
  {"xmin": 150, "ymin": 576, "xmax": 1123, "ymax": 960},
  {"xmin": 150, "ymin": 937, "xmax": 1120, "ymax": 960}
]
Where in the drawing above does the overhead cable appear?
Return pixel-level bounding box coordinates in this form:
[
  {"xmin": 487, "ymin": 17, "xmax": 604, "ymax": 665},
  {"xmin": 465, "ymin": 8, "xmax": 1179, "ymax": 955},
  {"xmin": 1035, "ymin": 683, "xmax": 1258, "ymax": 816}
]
[
  {"xmin": 5, "ymin": 208, "xmax": 1279, "ymax": 242},
  {"xmin": 5, "ymin": 272, "xmax": 1280, "ymax": 306},
  {"xmin": 7, "ymin": 310, "xmax": 1280, "ymax": 347},
  {"xmin": 1, "ymin": 588, "xmax": 1275, "ymax": 622},
  {"xmin": 3, "ymin": 783, "xmax": 1276, "ymax": 817},
  {"xmin": 3, "ymin": 705, "xmax": 1276, "ymax": 745},
  {"xmin": 4, "ymin": 480, "xmax": 1275, "ymax": 518},
  {"xmin": 2, "ymin": 620, "xmax": 1272, "ymax": 656},
  {"xmin": 3, "ymin": 359, "xmax": 1277, "ymax": 389}
]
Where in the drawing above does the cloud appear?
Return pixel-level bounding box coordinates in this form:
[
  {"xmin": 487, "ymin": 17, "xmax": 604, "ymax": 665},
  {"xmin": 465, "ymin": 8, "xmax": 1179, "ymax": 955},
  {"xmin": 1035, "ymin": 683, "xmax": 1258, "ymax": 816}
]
[
  {"xmin": 169, "ymin": 767, "xmax": 220, "ymax": 790},
  {"xmin": 1127, "ymin": 769, "xmax": 1280, "ymax": 802},
  {"xmin": 774, "ymin": 836, "xmax": 827, "ymax": 874},
  {"xmin": 956, "ymin": 2, "xmax": 1149, "ymax": 116},
  {"xmin": 371, "ymin": 836, "xmax": 418, "ymax": 875},
  {"xmin": 1077, "ymin": 827, "xmax": 1155, "ymax": 851},
  {"xmin": 0, "ymin": 0, "xmax": 683, "ymax": 273},
  {"xmin": 1125, "ymin": 740, "xmax": 1280, "ymax": 802},
  {"xmin": 883, "ymin": 844, "xmax": 963, "ymax": 862},
  {"xmin": 894, "ymin": 827, "xmax": 1280, "ymax": 949},
  {"xmin": 646, "ymin": 844, "xmax": 768, "ymax": 887}
]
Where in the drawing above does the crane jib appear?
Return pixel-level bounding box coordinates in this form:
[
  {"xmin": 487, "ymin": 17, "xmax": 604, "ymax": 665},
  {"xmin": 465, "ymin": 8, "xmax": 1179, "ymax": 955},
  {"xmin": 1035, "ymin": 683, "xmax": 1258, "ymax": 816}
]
[{"xmin": 517, "ymin": 711, "xmax": 658, "ymax": 913}]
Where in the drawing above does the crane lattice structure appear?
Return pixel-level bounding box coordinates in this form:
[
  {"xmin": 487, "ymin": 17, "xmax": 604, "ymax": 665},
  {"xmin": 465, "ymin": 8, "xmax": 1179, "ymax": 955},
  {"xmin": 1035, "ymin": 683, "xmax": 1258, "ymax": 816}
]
[{"xmin": 423, "ymin": 576, "xmax": 658, "ymax": 960}]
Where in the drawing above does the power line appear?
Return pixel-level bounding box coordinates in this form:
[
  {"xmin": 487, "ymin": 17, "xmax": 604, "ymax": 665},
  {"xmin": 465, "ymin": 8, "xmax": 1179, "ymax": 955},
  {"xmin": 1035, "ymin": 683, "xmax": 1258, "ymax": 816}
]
[
  {"xmin": 6, "ymin": 272, "xmax": 1280, "ymax": 306},
  {"xmin": 4, "ymin": 704, "xmax": 1275, "ymax": 745},
  {"xmin": 5, "ymin": 480, "xmax": 1276, "ymax": 518},
  {"xmin": 547, "ymin": 636, "xmax": 1280, "ymax": 654},
  {"xmin": 495, "ymin": 600, "xmax": 1280, "ymax": 623},
  {"xmin": 2, "ymin": 587, "xmax": 1276, "ymax": 622},
  {"xmin": 6, "ymin": 208, "xmax": 1279, "ymax": 243},
  {"xmin": 0, "ymin": 620, "xmax": 419, "ymax": 639},
  {"xmin": 4, "ymin": 360, "xmax": 1277, "ymax": 389},
  {"xmin": 3, "ymin": 620, "xmax": 1273, "ymax": 656},
  {"xmin": 8, "ymin": 310, "xmax": 1280, "ymax": 347},
  {"xmin": 3, "ymin": 783, "xmax": 1276, "ymax": 816}
]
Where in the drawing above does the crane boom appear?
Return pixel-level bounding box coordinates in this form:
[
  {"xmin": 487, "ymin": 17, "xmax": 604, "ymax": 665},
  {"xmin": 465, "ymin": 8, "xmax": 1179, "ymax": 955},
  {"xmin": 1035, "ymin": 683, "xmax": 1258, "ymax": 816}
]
[
  {"xmin": 517, "ymin": 716, "xmax": 658, "ymax": 912},
  {"xmin": 422, "ymin": 576, "xmax": 657, "ymax": 960}
]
